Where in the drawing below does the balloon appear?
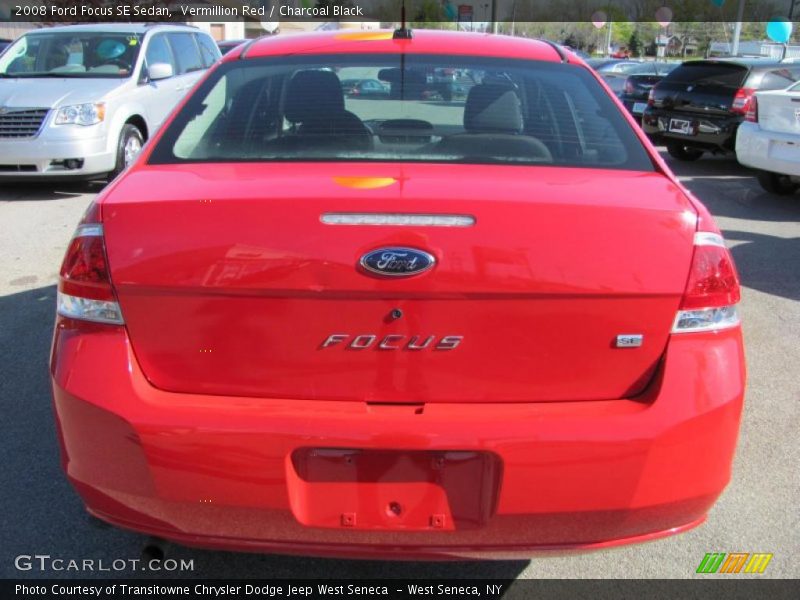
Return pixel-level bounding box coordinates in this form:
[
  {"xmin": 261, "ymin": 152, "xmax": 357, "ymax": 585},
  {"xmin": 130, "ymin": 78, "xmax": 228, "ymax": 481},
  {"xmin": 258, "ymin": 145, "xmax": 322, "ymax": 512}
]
[
  {"xmin": 766, "ymin": 19, "xmax": 793, "ymax": 44},
  {"xmin": 655, "ymin": 6, "xmax": 673, "ymax": 27},
  {"xmin": 591, "ymin": 11, "xmax": 607, "ymax": 29},
  {"xmin": 711, "ymin": 0, "xmax": 725, "ymax": 7}
]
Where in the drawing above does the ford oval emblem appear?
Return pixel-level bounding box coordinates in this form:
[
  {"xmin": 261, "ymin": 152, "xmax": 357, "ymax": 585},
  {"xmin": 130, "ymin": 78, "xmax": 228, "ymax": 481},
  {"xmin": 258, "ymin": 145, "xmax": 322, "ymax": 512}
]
[{"xmin": 360, "ymin": 247, "xmax": 436, "ymax": 277}]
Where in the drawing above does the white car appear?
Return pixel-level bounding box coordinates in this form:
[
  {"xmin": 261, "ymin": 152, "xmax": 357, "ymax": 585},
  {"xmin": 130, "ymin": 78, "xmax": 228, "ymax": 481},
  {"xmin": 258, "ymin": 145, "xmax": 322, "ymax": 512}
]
[
  {"xmin": 0, "ymin": 24, "xmax": 220, "ymax": 181},
  {"xmin": 736, "ymin": 80, "xmax": 800, "ymax": 195}
]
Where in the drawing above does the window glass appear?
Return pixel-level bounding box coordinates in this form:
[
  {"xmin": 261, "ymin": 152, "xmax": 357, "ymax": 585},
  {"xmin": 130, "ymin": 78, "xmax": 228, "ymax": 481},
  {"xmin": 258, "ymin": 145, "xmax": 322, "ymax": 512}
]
[
  {"xmin": 168, "ymin": 33, "xmax": 203, "ymax": 75},
  {"xmin": 627, "ymin": 63, "xmax": 658, "ymax": 75},
  {"xmin": 196, "ymin": 34, "xmax": 220, "ymax": 68},
  {"xmin": 151, "ymin": 54, "xmax": 654, "ymax": 172},
  {"xmin": 0, "ymin": 32, "xmax": 141, "ymax": 78},
  {"xmin": 610, "ymin": 62, "xmax": 640, "ymax": 74},
  {"xmin": 663, "ymin": 62, "xmax": 748, "ymax": 87},
  {"xmin": 145, "ymin": 34, "xmax": 173, "ymax": 72},
  {"xmin": 174, "ymin": 76, "xmax": 227, "ymax": 158},
  {"xmin": 759, "ymin": 68, "xmax": 800, "ymax": 90}
]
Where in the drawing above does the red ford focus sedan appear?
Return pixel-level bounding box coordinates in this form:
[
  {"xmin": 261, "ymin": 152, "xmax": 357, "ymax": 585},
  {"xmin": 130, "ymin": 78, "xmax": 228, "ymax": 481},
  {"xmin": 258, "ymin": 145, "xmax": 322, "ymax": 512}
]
[{"xmin": 50, "ymin": 30, "xmax": 745, "ymax": 559}]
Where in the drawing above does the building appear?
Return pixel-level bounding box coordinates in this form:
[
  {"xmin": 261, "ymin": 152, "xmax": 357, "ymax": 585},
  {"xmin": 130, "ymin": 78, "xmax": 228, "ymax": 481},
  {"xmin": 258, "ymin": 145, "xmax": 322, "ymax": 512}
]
[
  {"xmin": 0, "ymin": 22, "xmax": 37, "ymax": 41},
  {"xmin": 709, "ymin": 40, "xmax": 800, "ymax": 60}
]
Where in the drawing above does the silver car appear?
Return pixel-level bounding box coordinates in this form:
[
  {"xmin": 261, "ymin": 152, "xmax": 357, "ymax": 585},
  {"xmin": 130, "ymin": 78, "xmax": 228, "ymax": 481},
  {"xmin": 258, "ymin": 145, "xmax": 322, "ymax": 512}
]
[{"xmin": 0, "ymin": 24, "xmax": 220, "ymax": 180}]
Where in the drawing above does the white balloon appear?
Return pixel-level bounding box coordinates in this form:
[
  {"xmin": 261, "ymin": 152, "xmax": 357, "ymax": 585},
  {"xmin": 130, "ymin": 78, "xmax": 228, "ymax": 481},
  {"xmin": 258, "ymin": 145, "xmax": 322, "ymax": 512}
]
[
  {"xmin": 655, "ymin": 6, "xmax": 673, "ymax": 27},
  {"xmin": 591, "ymin": 11, "xmax": 607, "ymax": 29},
  {"xmin": 261, "ymin": 20, "xmax": 279, "ymax": 33}
]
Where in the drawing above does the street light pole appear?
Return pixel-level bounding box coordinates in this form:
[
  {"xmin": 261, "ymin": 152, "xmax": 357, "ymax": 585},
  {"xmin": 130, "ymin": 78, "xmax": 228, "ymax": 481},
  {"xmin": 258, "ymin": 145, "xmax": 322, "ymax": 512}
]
[
  {"xmin": 730, "ymin": 0, "xmax": 745, "ymax": 57},
  {"xmin": 491, "ymin": 0, "xmax": 498, "ymax": 34}
]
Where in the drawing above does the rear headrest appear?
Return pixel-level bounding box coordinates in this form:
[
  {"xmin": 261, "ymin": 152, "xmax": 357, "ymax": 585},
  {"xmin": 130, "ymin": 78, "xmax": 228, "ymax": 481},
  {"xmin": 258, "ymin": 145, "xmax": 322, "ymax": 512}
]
[
  {"xmin": 285, "ymin": 70, "xmax": 345, "ymax": 124},
  {"xmin": 464, "ymin": 84, "xmax": 524, "ymax": 134}
]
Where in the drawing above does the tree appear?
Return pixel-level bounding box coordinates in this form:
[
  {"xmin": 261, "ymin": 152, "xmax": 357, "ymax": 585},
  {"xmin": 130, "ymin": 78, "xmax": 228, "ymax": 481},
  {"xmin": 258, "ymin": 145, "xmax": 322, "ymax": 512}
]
[
  {"xmin": 412, "ymin": 0, "xmax": 445, "ymax": 24},
  {"xmin": 628, "ymin": 31, "xmax": 641, "ymax": 57}
]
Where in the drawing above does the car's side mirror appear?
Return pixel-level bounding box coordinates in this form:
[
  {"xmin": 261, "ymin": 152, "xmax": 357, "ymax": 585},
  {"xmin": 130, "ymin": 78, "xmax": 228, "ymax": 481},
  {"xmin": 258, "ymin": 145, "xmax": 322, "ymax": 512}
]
[{"xmin": 148, "ymin": 62, "xmax": 173, "ymax": 81}]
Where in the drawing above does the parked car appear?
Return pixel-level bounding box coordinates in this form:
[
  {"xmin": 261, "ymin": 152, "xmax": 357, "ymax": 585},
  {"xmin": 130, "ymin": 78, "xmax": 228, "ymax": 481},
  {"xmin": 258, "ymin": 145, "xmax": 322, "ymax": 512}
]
[
  {"xmin": 621, "ymin": 62, "xmax": 680, "ymax": 117},
  {"xmin": 562, "ymin": 46, "xmax": 591, "ymax": 60},
  {"xmin": 586, "ymin": 58, "xmax": 642, "ymax": 74},
  {"xmin": 643, "ymin": 58, "xmax": 800, "ymax": 161},
  {"xmin": 588, "ymin": 59, "xmax": 643, "ymax": 96},
  {"xmin": 0, "ymin": 38, "xmax": 11, "ymax": 55},
  {"xmin": 736, "ymin": 80, "xmax": 800, "ymax": 194},
  {"xmin": 340, "ymin": 78, "xmax": 389, "ymax": 98},
  {"xmin": 0, "ymin": 24, "xmax": 220, "ymax": 180},
  {"xmin": 51, "ymin": 30, "xmax": 745, "ymax": 558},
  {"xmin": 216, "ymin": 39, "xmax": 248, "ymax": 55}
]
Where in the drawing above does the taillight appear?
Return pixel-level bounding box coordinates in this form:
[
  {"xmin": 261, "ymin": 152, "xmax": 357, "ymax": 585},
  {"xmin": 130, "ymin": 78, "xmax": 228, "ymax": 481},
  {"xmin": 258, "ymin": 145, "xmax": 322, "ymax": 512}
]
[
  {"xmin": 647, "ymin": 88, "xmax": 655, "ymax": 107},
  {"xmin": 731, "ymin": 87, "xmax": 755, "ymax": 115},
  {"xmin": 745, "ymin": 94, "xmax": 758, "ymax": 123},
  {"xmin": 57, "ymin": 203, "xmax": 124, "ymax": 325},
  {"xmin": 672, "ymin": 232, "xmax": 741, "ymax": 333},
  {"xmin": 624, "ymin": 79, "xmax": 635, "ymax": 94}
]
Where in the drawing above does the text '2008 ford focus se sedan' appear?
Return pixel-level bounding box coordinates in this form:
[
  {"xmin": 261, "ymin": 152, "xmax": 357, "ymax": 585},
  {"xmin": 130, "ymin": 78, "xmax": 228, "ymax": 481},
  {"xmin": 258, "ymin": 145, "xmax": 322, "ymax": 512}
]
[{"xmin": 50, "ymin": 30, "xmax": 745, "ymax": 559}]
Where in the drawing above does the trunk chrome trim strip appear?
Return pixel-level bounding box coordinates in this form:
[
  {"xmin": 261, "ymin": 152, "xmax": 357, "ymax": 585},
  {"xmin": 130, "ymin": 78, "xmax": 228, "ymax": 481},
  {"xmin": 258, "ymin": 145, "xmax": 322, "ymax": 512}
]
[{"xmin": 321, "ymin": 213, "xmax": 475, "ymax": 227}]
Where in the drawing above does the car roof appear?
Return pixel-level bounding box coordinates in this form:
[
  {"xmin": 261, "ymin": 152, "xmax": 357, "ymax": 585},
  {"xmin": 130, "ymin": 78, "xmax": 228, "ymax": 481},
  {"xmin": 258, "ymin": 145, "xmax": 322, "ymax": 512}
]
[
  {"xmin": 226, "ymin": 30, "xmax": 568, "ymax": 64},
  {"xmin": 587, "ymin": 58, "xmax": 625, "ymax": 65},
  {"xmin": 682, "ymin": 58, "xmax": 790, "ymax": 70},
  {"xmin": 22, "ymin": 23, "xmax": 199, "ymax": 35}
]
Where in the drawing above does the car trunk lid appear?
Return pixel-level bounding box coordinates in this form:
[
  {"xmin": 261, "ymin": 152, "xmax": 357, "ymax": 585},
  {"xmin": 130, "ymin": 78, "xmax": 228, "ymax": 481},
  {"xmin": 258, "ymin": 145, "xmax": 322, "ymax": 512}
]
[{"xmin": 102, "ymin": 162, "xmax": 696, "ymax": 403}]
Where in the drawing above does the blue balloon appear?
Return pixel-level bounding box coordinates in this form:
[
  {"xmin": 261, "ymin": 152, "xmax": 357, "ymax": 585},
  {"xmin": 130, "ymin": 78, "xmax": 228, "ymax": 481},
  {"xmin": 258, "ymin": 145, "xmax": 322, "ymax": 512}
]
[
  {"xmin": 766, "ymin": 19, "xmax": 793, "ymax": 44},
  {"xmin": 711, "ymin": 0, "xmax": 725, "ymax": 6}
]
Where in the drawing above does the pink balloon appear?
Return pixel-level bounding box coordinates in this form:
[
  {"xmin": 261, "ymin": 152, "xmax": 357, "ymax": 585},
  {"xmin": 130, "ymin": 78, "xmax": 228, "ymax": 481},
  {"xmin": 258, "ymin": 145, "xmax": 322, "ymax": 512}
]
[
  {"xmin": 591, "ymin": 11, "xmax": 607, "ymax": 29},
  {"xmin": 655, "ymin": 6, "xmax": 673, "ymax": 27}
]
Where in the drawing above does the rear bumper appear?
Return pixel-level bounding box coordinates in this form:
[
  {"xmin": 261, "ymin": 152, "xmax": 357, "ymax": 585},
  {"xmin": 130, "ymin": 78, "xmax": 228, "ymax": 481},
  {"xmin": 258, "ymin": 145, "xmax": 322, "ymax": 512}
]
[
  {"xmin": 642, "ymin": 110, "xmax": 740, "ymax": 151},
  {"xmin": 735, "ymin": 121, "xmax": 800, "ymax": 177},
  {"xmin": 51, "ymin": 322, "xmax": 745, "ymax": 559}
]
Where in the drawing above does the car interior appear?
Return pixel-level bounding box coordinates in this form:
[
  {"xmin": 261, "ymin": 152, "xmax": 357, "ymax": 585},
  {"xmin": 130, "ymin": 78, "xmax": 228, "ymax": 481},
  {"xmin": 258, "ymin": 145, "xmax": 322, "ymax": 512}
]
[{"xmin": 172, "ymin": 61, "xmax": 638, "ymax": 169}]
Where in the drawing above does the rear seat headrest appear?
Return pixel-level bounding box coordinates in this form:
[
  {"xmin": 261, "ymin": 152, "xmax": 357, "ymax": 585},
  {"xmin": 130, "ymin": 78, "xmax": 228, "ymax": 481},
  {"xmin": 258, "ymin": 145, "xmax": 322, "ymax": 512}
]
[
  {"xmin": 285, "ymin": 70, "xmax": 345, "ymax": 124},
  {"xmin": 464, "ymin": 84, "xmax": 524, "ymax": 134}
]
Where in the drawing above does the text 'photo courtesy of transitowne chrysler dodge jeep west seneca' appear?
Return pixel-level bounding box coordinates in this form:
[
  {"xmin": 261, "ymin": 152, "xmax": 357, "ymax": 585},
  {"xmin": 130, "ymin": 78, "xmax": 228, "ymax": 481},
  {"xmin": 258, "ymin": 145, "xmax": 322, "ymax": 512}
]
[{"xmin": 48, "ymin": 29, "xmax": 745, "ymax": 559}]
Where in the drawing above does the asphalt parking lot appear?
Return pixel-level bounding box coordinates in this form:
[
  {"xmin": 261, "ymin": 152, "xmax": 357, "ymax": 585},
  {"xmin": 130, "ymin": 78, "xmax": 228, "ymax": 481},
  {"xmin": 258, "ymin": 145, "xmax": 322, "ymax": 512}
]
[{"xmin": 1, "ymin": 151, "xmax": 798, "ymax": 580}]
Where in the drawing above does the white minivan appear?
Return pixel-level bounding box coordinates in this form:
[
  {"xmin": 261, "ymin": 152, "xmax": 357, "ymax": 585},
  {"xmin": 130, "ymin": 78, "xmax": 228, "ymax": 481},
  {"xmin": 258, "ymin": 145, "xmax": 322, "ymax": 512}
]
[{"xmin": 0, "ymin": 23, "xmax": 220, "ymax": 180}]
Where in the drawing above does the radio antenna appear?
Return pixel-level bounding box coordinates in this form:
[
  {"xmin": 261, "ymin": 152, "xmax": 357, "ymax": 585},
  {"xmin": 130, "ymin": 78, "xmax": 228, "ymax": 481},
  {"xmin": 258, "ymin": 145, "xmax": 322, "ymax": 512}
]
[{"xmin": 394, "ymin": 0, "xmax": 413, "ymax": 39}]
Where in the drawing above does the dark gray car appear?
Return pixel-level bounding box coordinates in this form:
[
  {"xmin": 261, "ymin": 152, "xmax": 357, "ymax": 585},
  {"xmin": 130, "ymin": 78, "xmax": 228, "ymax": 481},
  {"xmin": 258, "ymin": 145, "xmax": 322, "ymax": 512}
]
[{"xmin": 643, "ymin": 58, "xmax": 800, "ymax": 160}]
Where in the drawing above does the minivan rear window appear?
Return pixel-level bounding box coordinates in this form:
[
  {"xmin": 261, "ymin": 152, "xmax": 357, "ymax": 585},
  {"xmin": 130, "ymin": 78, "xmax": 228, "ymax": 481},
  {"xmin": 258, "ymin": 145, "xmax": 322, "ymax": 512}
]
[
  {"xmin": 662, "ymin": 62, "xmax": 748, "ymax": 88},
  {"xmin": 150, "ymin": 54, "xmax": 654, "ymax": 171}
]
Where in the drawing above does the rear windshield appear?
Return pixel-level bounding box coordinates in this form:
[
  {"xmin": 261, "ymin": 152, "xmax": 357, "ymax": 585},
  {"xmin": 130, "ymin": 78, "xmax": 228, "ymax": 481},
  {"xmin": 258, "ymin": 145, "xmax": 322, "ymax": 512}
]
[
  {"xmin": 661, "ymin": 62, "xmax": 748, "ymax": 88},
  {"xmin": 150, "ymin": 54, "xmax": 654, "ymax": 171}
]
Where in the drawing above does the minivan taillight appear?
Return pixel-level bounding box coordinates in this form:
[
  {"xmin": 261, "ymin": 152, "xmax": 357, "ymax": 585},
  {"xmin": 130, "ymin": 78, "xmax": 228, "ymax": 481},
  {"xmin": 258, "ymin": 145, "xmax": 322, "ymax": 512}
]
[
  {"xmin": 57, "ymin": 203, "xmax": 124, "ymax": 325},
  {"xmin": 731, "ymin": 87, "xmax": 755, "ymax": 115},
  {"xmin": 672, "ymin": 232, "xmax": 740, "ymax": 333},
  {"xmin": 745, "ymin": 95, "xmax": 758, "ymax": 123}
]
